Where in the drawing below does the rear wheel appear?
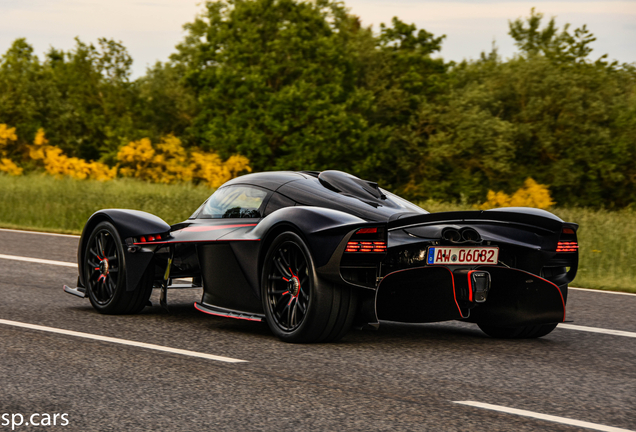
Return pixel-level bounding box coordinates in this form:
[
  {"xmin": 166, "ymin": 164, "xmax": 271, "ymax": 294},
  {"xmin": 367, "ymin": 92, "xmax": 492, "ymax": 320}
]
[
  {"xmin": 84, "ymin": 221, "xmax": 153, "ymax": 314},
  {"xmin": 478, "ymin": 323, "xmax": 558, "ymax": 339},
  {"xmin": 261, "ymin": 232, "xmax": 357, "ymax": 343},
  {"xmin": 478, "ymin": 282, "xmax": 567, "ymax": 339}
]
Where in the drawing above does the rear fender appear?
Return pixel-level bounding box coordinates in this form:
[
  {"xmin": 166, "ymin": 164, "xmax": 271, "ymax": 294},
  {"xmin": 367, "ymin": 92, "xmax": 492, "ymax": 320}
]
[
  {"xmin": 253, "ymin": 206, "xmax": 368, "ymax": 268},
  {"xmin": 78, "ymin": 209, "xmax": 170, "ymax": 291},
  {"xmin": 253, "ymin": 206, "xmax": 385, "ymax": 290}
]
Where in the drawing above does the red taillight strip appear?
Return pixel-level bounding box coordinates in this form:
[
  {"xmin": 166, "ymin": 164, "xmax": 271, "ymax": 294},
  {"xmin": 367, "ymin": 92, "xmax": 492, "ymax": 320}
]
[
  {"xmin": 345, "ymin": 241, "xmax": 387, "ymax": 253},
  {"xmin": 557, "ymin": 241, "xmax": 579, "ymax": 253},
  {"xmin": 136, "ymin": 234, "xmax": 164, "ymax": 244},
  {"xmin": 356, "ymin": 227, "xmax": 378, "ymax": 234}
]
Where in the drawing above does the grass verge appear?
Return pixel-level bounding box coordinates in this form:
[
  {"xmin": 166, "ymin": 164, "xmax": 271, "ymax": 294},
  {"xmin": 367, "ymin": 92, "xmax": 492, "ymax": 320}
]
[
  {"xmin": 1, "ymin": 174, "xmax": 634, "ymax": 293},
  {"xmin": 0, "ymin": 173, "xmax": 212, "ymax": 234}
]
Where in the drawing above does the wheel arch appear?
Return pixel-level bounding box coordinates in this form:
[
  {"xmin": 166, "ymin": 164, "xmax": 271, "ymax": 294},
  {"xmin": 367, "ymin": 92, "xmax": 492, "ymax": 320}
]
[
  {"xmin": 253, "ymin": 206, "xmax": 369, "ymax": 286},
  {"xmin": 78, "ymin": 209, "xmax": 170, "ymax": 289},
  {"xmin": 78, "ymin": 213, "xmax": 114, "ymax": 287}
]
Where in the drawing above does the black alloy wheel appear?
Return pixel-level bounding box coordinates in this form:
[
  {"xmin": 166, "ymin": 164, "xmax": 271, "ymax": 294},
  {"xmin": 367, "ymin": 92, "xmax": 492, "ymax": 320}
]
[
  {"xmin": 84, "ymin": 221, "xmax": 153, "ymax": 314},
  {"xmin": 261, "ymin": 232, "xmax": 358, "ymax": 343},
  {"xmin": 86, "ymin": 223, "xmax": 122, "ymax": 309},
  {"xmin": 265, "ymin": 239, "xmax": 311, "ymax": 332}
]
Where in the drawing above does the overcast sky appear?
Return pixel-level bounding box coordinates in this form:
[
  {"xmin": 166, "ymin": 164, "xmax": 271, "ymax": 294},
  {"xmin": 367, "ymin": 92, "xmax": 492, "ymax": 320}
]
[{"xmin": 1, "ymin": 0, "xmax": 635, "ymax": 78}]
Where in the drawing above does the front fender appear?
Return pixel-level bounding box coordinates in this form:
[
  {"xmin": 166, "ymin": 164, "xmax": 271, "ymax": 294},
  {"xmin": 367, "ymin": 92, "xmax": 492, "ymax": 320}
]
[{"xmin": 78, "ymin": 209, "xmax": 170, "ymax": 291}]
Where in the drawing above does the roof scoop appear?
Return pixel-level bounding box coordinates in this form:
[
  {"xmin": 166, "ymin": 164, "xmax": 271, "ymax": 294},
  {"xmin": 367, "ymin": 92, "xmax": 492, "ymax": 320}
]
[{"xmin": 318, "ymin": 170, "xmax": 386, "ymax": 200}]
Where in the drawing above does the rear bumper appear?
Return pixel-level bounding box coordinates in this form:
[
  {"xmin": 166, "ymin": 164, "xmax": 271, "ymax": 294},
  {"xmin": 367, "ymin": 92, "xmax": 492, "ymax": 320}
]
[{"xmin": 375, "ymin": 265, "xmax": 565, "ymax": 327}]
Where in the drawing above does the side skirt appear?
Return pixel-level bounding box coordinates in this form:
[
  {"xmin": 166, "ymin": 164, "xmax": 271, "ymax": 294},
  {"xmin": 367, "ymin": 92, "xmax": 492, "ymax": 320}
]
[
  {"xmin": 194, "ymin": 302, "xmax": 265, "ymax": 323},
  {"xmin": 63, "ymin": 285, "xmax": 86, "ymax": 298}
]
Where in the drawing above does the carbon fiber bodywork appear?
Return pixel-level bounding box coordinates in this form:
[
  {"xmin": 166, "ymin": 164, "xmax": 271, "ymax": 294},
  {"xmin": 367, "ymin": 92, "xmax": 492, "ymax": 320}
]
[{"xmin": 70, "ymin": 170, "xmax": 578, "ymax": 330}]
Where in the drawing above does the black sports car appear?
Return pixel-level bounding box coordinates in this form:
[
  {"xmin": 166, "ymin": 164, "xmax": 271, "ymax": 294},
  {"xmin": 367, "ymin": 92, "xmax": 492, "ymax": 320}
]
[{"xmin": 64, "ymin": 170, "xmax": 579, "ymax": 342}]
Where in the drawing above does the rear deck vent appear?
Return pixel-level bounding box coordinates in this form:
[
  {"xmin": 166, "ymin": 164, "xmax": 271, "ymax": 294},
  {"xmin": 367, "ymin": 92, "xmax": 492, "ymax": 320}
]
[{"xmin": 318, "ymin": 170, "xmax": 386, "ymax": 200}]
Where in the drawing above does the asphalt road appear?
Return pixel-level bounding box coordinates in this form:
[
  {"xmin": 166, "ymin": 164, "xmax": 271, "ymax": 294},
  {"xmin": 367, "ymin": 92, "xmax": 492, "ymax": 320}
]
[{"xmin": 0, "ymin": 228, "xmax": 634, "ymax": 432}]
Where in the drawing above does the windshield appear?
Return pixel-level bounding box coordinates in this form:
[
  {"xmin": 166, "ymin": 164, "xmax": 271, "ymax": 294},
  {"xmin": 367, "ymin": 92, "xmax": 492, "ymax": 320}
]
[{"xmin": 200, "ymin": 186, "xmax": 269, "ymax": 219}]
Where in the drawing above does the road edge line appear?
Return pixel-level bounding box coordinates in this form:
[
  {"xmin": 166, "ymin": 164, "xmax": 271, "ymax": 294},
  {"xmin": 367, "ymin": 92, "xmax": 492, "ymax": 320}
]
[
  {"xmin": 453, "ymin": 401, "xmax": 634, "ymax": 432},
  {"xmin": 0, "ymin": 319, "xmax": 247, "ymax": 364}
]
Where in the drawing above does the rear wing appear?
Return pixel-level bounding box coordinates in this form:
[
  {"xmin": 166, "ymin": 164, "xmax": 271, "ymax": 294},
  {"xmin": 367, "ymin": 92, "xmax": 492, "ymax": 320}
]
[{"xmin": 388, "ymin": 208, "xmax": 574, "ymax": 234}]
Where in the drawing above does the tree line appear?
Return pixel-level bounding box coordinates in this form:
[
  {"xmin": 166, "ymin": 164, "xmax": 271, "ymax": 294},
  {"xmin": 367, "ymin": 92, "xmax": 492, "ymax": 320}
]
[{"xmin": 0, "ymin": 0, "xmax": 634, "ymax": 207}]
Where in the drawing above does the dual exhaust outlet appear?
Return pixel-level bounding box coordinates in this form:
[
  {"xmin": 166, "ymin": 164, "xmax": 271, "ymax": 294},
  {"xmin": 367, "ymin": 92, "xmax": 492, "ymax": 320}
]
[{"xmin": 442, "ymin": 227, "xmax": 481, "ymax": 243}]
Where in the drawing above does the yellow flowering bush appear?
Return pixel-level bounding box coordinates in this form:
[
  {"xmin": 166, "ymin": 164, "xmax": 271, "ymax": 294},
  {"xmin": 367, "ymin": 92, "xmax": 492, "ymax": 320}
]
[
  {"xmin": 0, "ymin": 124, "xmax": 18, "ymax": 149},
  {"xmin": 117, "ymin": 135, "xmax": 251, "ymax": 187},
  {"xmin": 190, "ymin": 152, "xmax": 251, "ymax": 188},
  {"xmin": 0, "ymin": 158, "xmax": 22, "ymax": 175},
  {"xmin": 27, "ymin": 129, "xmax": 116, "ymax": 181},
  {"xmin": 0, "ymin": 124, "xmax": 22, "ymax": 175},
  {"xmin": 479, "ymin": 178, "xmax": 555, "ymax": 210},
  {"xmin": 1, "ymin": 124, "xmax": 249, "ymax": 187},
  {"xmin": 118, "ymin": 135, "xmax": 192, "ymax": 183}
]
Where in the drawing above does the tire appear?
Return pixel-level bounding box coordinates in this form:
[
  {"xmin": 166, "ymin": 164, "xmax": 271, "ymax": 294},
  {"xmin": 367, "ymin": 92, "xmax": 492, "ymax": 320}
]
[
  {"xmin": 478, "ymin": 323, "xmax": 558, "ymax": 339},
  {"xmin": 261, "ymin": 231, "xmax": 357, "ymax": 343},
  {"xmin": 559, "ymin": 284, "xmax": 569, "ymax": 305},
  {"xmin": 84, "ymin": 221, "xmax": 153, "ymax": 314}
]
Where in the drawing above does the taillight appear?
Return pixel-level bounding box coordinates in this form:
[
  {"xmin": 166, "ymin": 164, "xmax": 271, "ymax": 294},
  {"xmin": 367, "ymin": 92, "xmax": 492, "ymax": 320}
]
[
  {"xmin": 345, "ymin": 226, "xmax": 386, "ymax": 253},
  {"xmin": 557, "ymin": 225, "xmax": 578, "ymax": 253},
  {"xmin": 356, "ymin": 227, "xmax": 378, "ymax": 234},
  {"xmin": 346, "ymin": 241, "xmax": 387, "ymax": 253},
  {"xmin": 136, "ymin": 234, "xmax": 163, "ymax": 244},
  {"xmin": 556, "ymin": 241, "xmax": 578, "ymax": 253}
]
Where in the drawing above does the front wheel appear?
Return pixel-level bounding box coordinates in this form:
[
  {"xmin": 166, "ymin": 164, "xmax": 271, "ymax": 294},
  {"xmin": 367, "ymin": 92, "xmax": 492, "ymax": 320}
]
[
  {"xmin": 261, "ymin": 232, "xmax": 357, "ymax": 343},
  {"xmin": 84, "ymin": 221, "xmax": 153, "ymax": 314},
  {"xmin": 478, "ymin": 323, "xmax": 558, "ymax": 339}
]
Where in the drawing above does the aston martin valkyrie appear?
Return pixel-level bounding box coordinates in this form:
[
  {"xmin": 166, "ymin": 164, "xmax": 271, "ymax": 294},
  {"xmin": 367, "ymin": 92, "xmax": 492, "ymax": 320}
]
[{"xmin": 64, "ymin": 170, "xmax": 578, "ymax": 342}]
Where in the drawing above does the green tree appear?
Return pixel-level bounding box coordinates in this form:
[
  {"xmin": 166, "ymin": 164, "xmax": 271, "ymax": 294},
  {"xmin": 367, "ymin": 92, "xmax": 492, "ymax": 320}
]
[
  {"xmin": 508, "ymin": 7, "xmax": 599, "ymax": 64},
  {"xmin": 360, "ymin": 17, "xmax": 447, "ymax": 190},
  {"xmin": 404, "ymin": 9, "xmax": 636, "ymax": 207},
  {"xmin": 172, "ymin": 0, "xmax": 378, "ymax": 172},
  {"xmin": 172, "ymin": 0, "xmax": 449, "ymax": 190},
  {"xmin": 43, "ymin": 38, "xmax": 138, "ymax": 161},
  {"xmin": 0, "ymin": 37, "xmax": 139, "ymax": 161},
  {"xmin": 0, "ymin": 39, "xmax": 48, "ymax": 145},
  {"xmin": 135, "ymin": 61, "xmax": 197, "ymax": 144}
]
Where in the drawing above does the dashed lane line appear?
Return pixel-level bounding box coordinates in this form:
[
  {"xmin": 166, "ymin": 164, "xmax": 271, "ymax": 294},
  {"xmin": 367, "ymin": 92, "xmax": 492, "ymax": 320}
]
[
  {"xmin": 2, "ymin": 254, "xmax": 635, "ymax": 338},
  {"xmin": 454, "ymin": 401, "xmax": 634, "ymax": 432},
  {"xmin": 0, "ymin": 319, "xmax": 247, "ymax": 364},
  {"xmin": 0, "ymin": 254, "xmax": 77, "ymax": 268},
  {"xmin": 559, "ymin": 323, "xmax": 636, "ymax": 338},
  {"xmin": 0, "ymin": 228, "xmax": 79, "ymax": 238}
]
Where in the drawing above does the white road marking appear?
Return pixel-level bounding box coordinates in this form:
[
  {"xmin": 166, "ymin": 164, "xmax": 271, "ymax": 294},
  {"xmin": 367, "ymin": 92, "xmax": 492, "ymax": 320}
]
[
  {"xmin": 2, "ymin": 229, "xmax": 636, "ymax": 297},
  {"xmin": 559, "ymin": 323, "xmax": 636, "ymax": 338},
  {"xmin": 570, "ymin": 287, "xmax": 636, "ymax": 297},
  {"xmin": 0, "ymin": 254, "xmax": 77, "ymax": 268},
  {"xmin": 3, "ymin": 251, "xmax": 636, "ymax": 339},
  {"xmin": 0, "ymin": 228, "xmax": 79, "ymax": 238},
  {"xmin": 0, "ymin": 319, "xmax": 247, "ymax": 364},
  {"xmin": 454, "ymin": 401, "xmax": 634, "ymax": 432}
]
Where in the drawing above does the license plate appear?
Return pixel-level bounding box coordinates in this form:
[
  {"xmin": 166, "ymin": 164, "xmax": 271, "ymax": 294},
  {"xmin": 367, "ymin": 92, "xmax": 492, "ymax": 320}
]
[{"xmin": 426, "ymin": 246, "xmax": 499, "ymax": 265}]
